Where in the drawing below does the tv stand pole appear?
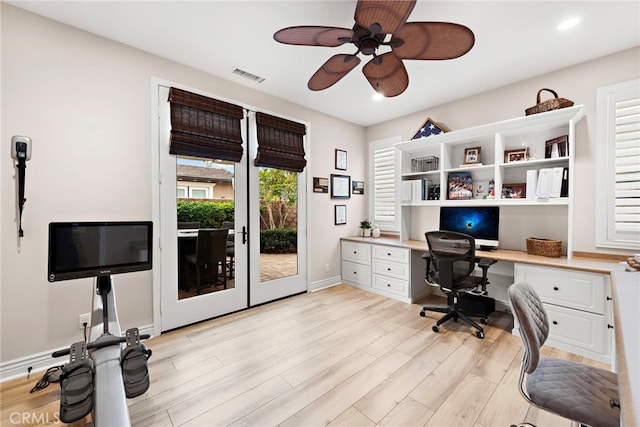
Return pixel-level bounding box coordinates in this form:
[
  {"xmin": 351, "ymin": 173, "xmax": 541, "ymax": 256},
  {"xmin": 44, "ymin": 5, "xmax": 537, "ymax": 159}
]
[{"xmin": 90, "ymin": 275, "xmax": 130, "ymax": 427}]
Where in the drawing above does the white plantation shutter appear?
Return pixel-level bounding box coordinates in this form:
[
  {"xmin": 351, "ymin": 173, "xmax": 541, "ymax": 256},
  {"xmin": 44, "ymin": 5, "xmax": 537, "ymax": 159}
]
[
  {"xmin": 596, "ymin": 79, "xmax": 640, "ymax": 249},
  {"xmin": 369, "ymin": 136, "xmax": 401, "ymax": 231}
]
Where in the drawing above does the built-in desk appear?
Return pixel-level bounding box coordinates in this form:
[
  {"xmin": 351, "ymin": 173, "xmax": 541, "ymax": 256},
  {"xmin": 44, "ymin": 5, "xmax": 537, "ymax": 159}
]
[{"xmin": 340, "ymin": 235, "xmax": 637, "ymax": 424}]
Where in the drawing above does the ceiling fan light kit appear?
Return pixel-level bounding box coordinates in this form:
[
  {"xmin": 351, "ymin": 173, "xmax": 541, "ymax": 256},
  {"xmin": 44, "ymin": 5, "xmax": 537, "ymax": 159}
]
[{"xmin": 273, "ymin": 0, "xmax": 475, "ymax": 97}]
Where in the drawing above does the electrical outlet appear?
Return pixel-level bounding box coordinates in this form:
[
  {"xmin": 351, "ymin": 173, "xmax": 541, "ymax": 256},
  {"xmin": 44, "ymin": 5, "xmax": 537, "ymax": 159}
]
[
  {"xmin": 78, "ymin": 313, "xmax": 91, "ymax": 330},
  {"xmin": 325, "ymin": 264, "xmax": 330, "ymax": 272}
]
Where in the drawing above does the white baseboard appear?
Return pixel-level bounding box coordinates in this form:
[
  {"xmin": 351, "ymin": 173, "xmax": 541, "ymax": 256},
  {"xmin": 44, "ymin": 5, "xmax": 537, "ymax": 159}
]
[
  {"xmin": 309, "ymin": 275, "xmax": 341, "ymax": 292},
  {"xmin": 0, "ymin": 324, "xmax": 154, "ymax": 383}
]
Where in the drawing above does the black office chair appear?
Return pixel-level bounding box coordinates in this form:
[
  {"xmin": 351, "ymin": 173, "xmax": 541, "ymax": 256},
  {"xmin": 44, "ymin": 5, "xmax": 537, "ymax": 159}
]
[
  {"xmin": 508, "ymin": 282, "xmax": 620, "ymax": 427},
  {"xmin": 419, "ymin": 230, "xmax": 494, "ymax": 339},
  {"xmin": 221, "ymin": 221, "xmax": 235, "ymax": 279},
  {"xmin": 185, "ymin": 228, "xmax": 228, "ymax": 293}
]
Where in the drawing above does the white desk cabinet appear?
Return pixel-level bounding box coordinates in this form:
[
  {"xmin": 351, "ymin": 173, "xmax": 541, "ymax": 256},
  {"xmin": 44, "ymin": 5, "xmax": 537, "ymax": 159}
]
[
  {"xmin": 341, "ymin": 240, "xmax": 428, "ymax": 303},
  {"xmin": 341, "ymin": 241, "xmax": 371, "ymax": 289},
  {"xmin": 515, "ymin": 263, "xmax": 613, "ymax": 363}
]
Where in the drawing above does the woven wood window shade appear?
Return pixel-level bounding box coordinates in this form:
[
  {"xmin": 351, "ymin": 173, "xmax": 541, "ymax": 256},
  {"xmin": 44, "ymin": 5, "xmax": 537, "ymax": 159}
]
[
  {"xmin": 168, "ymin": 87, "xmax": 244, "ymax": 162},
  {"xmin": 255, "ymin": 112, "xmax": 307, "ymax": 172}
]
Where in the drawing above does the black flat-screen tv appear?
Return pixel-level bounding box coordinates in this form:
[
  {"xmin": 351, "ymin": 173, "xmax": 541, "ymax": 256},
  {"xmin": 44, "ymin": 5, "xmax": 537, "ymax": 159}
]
[
  {"xmin": 439, "ymin": 206, "xmax": 500, "ymax": 249},
  {"xmin": 48, "ymin": 221, "xmax": 153, "ymax": 282}
]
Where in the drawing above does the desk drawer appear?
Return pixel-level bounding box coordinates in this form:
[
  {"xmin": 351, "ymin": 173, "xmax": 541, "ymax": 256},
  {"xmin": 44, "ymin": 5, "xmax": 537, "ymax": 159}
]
[
  {"xmin": 372, "ymin": 245, "xmax": 410, "ymax": 264},
  {"xmin": 544, "ymin": 304, "xmax": 606, "ymax": 355},
  {"xmin": 342, "ymin": 241, "xmax": 371, "ymax": 265},
  {"xmin": 341, "ymin": 260, "xmax": 371, "ymax": 287},
  {"xmin": 515, "ymin": 264, "xmax": 605, "ymax": 314},
  {"xmin": 372, "ymin": 258, "xmax": 409, "ymax": 281},
  {"xmin": 372, "ymin": 274, "xmax": 407, "ymax": 297}
]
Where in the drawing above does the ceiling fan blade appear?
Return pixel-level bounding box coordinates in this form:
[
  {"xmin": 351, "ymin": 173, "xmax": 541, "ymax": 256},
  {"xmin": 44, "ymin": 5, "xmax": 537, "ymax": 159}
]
[
  {"xmin": 308, "ymin": 54, "xmax": 362, "ymax": 91},
  {"xmin": 362, "ymin": 52, "xmax": 408, "ymax": 97},
  {"xmin": 354, "ymin": 0, "xmax": 416, "ymax": 34},
  {"xmin": 274, "ymin": 26, "xmax": 354, "ymax": 47},
  {"xmin": 392, "ymin": 22, "xmax": 475, "ymax": 60}
]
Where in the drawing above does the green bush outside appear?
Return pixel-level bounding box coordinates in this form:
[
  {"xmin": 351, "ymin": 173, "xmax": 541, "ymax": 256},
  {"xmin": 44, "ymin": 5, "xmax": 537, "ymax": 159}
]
[
  {"xmin": 177, "ymin": 200, "xmax": 296, "ymax": 254},
  {"xmin": 260, "ymin": 229, "xmax": 297, "ymax": 254},
  {"xmin": 176, "ymin": 200, "xmax": 234, "ymax": 228}
]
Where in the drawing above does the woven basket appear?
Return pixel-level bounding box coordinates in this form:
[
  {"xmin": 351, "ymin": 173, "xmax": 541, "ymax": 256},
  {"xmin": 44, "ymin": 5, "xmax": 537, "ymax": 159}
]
[
  {"xmin": 526, "ymin": 237, "xmax": 562, "ymax": 257},
  {"xmin": 525, "ymin": 88, "xmax": 574, "ymax": 116}
]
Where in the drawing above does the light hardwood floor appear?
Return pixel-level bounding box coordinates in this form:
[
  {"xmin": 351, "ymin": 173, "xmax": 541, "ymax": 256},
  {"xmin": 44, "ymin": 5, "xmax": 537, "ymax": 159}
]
[{"xmin": 0, "ymin": 285, "xmax": 611, "ymax": 427}]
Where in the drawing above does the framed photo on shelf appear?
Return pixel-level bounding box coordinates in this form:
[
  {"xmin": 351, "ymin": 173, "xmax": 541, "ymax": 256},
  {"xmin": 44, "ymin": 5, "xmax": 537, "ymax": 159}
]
[
  {"xmin": 313, "ymin": 177, "xmax": 329, "ymax": 193},
  {"xmin": 335, "ymin": 149, "xmax": 347, "ymax": 170},
  {"xmin": 330, "ymin": 174, "xmax": 351, "ymax": 199},
  {"xmin": 473, "ymin": 180, "xmax": 490, "ymax": 199},
  {"xmin": 504, "ymin": 148, "xmax": 528, "ymax": 163},
  {"xmin": 447, "ymin": 172, "xmax": 473, "ymax": 200},
  {"xmin": 502, "ymin": 183, "xmax": 526, "ymax": 199},
  {"xmin": 463, "ymin": 146, "xmax": 481, "ymax": 164},
  {"xmin": 352, "ymin": 180, "xmax": 364, "ymax": 195},
  {"xmin": 545, "ymin": 135, "xmax": 568, "ymax": 158},
  {"xmin": 335, "ymin": 205, "xmax": 347, "ymax": 225}
]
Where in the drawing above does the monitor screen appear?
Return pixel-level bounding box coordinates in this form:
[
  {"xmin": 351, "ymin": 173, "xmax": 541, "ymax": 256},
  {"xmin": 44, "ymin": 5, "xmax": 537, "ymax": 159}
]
[
  {"xmin": 439, "ymin": 206, "xmax": 500, "ymax": 249},
  {"xmin": 48, "ymin": 221, "xmax": 153, "ymax": 282}
]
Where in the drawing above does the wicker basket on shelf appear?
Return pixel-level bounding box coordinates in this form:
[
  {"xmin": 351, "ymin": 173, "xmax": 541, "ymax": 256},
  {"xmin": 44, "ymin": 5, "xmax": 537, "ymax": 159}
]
[
  {"xmin": 526, "ymin": 237, "xmax": 562, "ymax": 257},
  {"xmin": 525, "ymin": 88, "xmax": 574, "ymax": 115}
]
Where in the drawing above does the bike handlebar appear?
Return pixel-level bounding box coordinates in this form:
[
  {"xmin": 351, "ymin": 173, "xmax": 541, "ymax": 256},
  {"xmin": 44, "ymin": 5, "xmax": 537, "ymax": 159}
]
[{"xmin": 52, "ymin": 334, "xmax": 150, "ymax": 358}]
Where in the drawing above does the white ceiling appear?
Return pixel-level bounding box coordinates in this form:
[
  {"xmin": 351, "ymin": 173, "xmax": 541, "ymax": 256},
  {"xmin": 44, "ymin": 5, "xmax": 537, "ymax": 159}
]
[{"xmin": 8, "ymin": 1, "xmax": 640, "ymax": 127}]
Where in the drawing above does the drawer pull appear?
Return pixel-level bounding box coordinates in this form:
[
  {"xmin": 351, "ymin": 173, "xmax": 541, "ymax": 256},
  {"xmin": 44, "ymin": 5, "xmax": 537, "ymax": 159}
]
[
  {"xmin": 387, "ymin": 253, "xmax": 391, "ymax": 256},
  {"xmin": 553, "ymin": 286, "xmax": 559, "ymax": 291},
  {"xmin": 608, "ymin": 324, "xmax": 614, "ymax": 329},
  {"xmin": 607, "ymin": 296, "xmax": 612, "ymax": 301},
  {"xmin": 353, "ymin": 251, "xmax": 357, "ymax": 254},
  {"xmin": 552, "ymin": 320, "xmax": 558, "ymax": 325},
  {"xmin": 387, "ymin": 283, "xmax": 391, "ymax": 287},
  {"xmin": 387, "ymin": 268, "xmax": 391, "ymax": 271}
]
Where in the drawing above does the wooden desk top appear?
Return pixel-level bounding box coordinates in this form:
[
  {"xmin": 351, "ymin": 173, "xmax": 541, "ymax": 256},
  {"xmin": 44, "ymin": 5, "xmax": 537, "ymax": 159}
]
[{"xmin": 341, "ymin": 235, "xmax": 620, "ymax": 274}]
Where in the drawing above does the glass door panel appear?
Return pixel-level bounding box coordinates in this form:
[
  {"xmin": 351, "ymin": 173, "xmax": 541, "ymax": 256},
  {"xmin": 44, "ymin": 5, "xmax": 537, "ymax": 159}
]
[{"xmin": 157, "ymin": 85, "xmax": 247, "ymax": 331}]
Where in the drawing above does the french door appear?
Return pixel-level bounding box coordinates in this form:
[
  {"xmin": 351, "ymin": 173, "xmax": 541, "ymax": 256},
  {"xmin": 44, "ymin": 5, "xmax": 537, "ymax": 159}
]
[{"xmin": 153, "ymin": 83, "xmax": 307, "ymax": 332}]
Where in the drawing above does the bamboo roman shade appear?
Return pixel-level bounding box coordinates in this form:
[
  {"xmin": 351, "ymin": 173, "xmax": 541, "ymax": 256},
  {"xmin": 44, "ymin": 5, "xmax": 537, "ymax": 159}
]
[
  {"xmin": 168, "ymin": 87, "xmax": 244, "ymax": 162},
  {"xmin": 255, "ymin": 112, "xmax": 307, "ymax": 172}
]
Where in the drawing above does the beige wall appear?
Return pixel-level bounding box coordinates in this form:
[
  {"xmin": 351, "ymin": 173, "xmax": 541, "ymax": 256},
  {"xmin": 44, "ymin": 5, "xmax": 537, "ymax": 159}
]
[
  {"xmin": 1, "ymin": 4, "xmax": 365, "ymax": 365},
  {"xmin": 366, "ymin": 47, "xmax": 640, "ymax": 255}
]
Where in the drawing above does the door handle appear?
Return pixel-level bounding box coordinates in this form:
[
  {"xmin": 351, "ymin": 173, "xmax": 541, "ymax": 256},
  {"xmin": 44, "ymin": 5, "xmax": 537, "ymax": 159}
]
[{"xmin": 242, "ymin": 226, "xmax": 247, "ymax": 244}]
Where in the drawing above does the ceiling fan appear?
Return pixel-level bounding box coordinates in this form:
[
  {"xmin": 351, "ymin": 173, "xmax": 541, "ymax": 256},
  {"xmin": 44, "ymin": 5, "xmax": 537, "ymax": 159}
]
[{"xmin": 273, "ymin": 0, "xmax": 475, "ymax": 97}]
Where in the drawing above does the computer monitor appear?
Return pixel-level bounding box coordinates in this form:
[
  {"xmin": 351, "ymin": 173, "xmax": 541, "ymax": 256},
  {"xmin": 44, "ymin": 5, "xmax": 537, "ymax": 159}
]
[
  {"xmin": 48, "ymin": 221, "xmax": 153, "ymax": 282},
  {"xmin": 439, "ymin": 206, "xmax": 500, "ymax": 250}
]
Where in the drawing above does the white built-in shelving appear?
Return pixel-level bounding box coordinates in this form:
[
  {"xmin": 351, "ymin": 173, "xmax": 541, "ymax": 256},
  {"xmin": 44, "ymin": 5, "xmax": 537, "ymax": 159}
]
[{"xmin": 396, "ymin": 105, "xmax": 586, "ymax": 258}]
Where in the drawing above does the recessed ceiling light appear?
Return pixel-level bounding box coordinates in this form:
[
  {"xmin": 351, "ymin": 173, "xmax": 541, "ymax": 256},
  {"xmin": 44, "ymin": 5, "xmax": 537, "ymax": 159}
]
[
  {"xmin": 372, "ymin": 93, "xmax": 384, "ymax": 101},
  {"xmin": 558, "ymin": 16, "xmax": 581, "ymax": 31}
]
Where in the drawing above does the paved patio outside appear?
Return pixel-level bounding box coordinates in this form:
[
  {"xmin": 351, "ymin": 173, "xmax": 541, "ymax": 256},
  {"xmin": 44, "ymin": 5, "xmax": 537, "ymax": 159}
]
[{"xmin": 178, "ymin": 253, "xmax": 298, "ymax": 299}]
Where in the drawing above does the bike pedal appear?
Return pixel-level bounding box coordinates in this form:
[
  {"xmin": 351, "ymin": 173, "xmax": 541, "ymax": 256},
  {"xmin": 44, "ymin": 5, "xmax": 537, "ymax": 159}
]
[
  {"xmin": 59, "ymin": 342, "xmax": 94, "ymax": 423},
  {"xmin": 121, "ymin": 328, "xmax": 152, "ymax": 398}
]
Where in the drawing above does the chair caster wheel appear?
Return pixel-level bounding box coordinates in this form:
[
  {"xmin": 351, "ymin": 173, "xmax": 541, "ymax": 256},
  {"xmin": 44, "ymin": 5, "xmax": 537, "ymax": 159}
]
[
  {"xmin": 432, "ymin": 325, "xmax": 440, "ymax": 333},
  {"xmin": 480, "ymin": 318, "xmax": 488, "ymax": 324},
  {"xmin": 419, "ymin": 311, "xmax": 426, "ymax": 317},
  {"xmin": 476, "ymin": 331, "xmax": 485, "ymax": 339}
]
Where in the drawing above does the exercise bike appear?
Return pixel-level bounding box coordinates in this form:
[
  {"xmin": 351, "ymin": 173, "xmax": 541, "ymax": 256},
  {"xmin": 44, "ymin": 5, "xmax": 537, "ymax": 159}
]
[{"xmin": 50, "ymin": 276, "xmax": 152, "ymax": 425}]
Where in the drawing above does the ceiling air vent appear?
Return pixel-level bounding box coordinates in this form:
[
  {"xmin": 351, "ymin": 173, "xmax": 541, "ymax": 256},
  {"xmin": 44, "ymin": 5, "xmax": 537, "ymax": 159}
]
[{"xmin": 232, "ymin": 68, "xmax": 265, "ymax": 83}]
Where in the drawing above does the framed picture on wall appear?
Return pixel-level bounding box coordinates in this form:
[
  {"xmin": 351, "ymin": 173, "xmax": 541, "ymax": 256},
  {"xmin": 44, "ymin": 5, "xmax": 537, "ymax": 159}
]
[
  {"xmin": 335, "ymin": 149, "xmax": 347, "ymax": 170},
  {"xmin": 352, "ymin": 180, "xmax": 364, "ymax": 194},
  {"xmin": 330, "ymin": 174, "xmax": 351, "ymax": 199},
  {"xmin": 313, "ymin": 177, "xmax": 329, "ymax": 193},
  {"xmin": 335, "ymin": 205, "xmax": 346, "ymax": 225}
]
